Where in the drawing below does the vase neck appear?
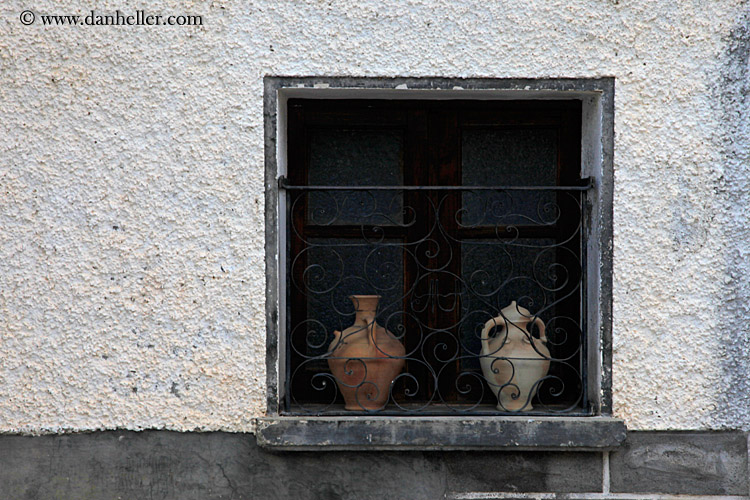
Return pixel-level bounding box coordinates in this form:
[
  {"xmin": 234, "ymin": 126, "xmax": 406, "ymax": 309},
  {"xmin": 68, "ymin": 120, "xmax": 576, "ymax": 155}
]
[
  {"xmin": 350, "ymin": 295, "xmax": 380, "ymax": 327},
  {"xmin": 354, "ymin": 310, "xmax": 376, "ymax": 326}
]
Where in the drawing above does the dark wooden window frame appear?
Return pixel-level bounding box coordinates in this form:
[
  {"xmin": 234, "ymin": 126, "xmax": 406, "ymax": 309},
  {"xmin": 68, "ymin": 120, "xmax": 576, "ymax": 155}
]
[{"xmin": 284, "ymin": 98, "xmax": 586, "ymax": 414}]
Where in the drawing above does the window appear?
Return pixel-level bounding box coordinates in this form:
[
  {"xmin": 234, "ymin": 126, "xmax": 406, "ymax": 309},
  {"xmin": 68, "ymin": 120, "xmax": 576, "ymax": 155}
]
[
  {"xmin": 278, "ymin": 96, "xmax": 598, "ymax": 416},
  {"xmin": 263, "ymin": 79, "xmax": 617, "ymax": 447}
]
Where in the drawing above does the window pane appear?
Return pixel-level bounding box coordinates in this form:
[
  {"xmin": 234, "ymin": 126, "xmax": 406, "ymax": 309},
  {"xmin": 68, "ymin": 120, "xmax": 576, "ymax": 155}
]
[
  {"xmin": 461, "ymin": 128, "xmax": 558, "ymax": 226},
  {"xmin": 308, "ymin": 129, "xmax": 403, "ymax": 225}
]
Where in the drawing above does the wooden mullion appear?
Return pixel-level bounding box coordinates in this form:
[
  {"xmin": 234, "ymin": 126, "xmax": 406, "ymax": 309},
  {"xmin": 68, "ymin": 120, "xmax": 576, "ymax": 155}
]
[
  {"xmin": 457, "ymin": 101, "xmax": 570, "ymax": 127},
  {"xmin": 457, "ymin": 225, "xmax": 567, "ymax": 240},
  {"xmin": 401, "ymin": 107, "xmax": 430, "ymax": 403},
  {"xmin": 286, "ymin": 102, "xmax": 314, "ymax": 406},
  {"xmin": 302, "ymin": 225, "xmax": 409, "ymax": 239},
  {"xmin": 556, "ymin": 101, "xmax": 584, "ymax": 408},
  {"xmin": 428, "ymin": 107, "xmax": 463, "ymax": 403},
  {"xmin": 293, "ymin": 99, "xmax": 407, "ymax": 127}
]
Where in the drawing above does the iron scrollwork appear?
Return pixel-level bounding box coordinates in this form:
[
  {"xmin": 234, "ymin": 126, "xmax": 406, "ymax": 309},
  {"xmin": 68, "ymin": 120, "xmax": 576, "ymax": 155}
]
[{"xmin": 285, "ymin": 182, "xmax": 590, "ymax": 415}]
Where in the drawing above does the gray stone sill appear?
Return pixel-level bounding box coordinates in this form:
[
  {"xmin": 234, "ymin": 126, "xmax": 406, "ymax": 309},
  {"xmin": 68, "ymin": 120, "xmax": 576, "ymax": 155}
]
[{"xmin": 255, "ymin": 416, "xmax": 627, "ymax": 451}]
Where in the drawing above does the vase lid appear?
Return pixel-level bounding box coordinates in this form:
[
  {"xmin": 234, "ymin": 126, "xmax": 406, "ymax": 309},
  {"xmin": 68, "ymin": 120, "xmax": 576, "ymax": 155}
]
[{"xmin": 500, "ymin": 300, "xmax": 533, "ymax": 322}]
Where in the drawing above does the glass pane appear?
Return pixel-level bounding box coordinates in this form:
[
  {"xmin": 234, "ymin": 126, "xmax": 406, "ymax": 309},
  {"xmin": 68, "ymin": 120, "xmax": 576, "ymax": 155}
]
[
  {"xmin": 461, "ymin": 128, "xmax": 558, "ymax": 227},
  {"xmin": 308, "ymin": 129, "xmax": 403, "ymax": 225}
]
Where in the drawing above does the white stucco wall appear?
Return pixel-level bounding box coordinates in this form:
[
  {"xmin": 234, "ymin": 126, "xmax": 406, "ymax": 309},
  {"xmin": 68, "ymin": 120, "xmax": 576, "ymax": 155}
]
[{"xmin": 1, "ymin": 0, "xmax": 748, "ymax": 433}]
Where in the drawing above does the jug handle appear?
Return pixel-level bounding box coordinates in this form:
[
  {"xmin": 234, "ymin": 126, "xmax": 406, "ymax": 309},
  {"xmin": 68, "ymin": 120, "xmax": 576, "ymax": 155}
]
[
  {"xmin": 361, "ymin": 311, "xmax": 377, "ymax": 347},
  {"xmin": 533, "ymin": 317, "xmax": 547, "ymax": 344},
  {"xmin": 482, "ymin": 316, "xmax": 505, "ymax": 354},
  {"xmin": 331, "ymin": 330, "xmax": 342, "ymax": 346}
]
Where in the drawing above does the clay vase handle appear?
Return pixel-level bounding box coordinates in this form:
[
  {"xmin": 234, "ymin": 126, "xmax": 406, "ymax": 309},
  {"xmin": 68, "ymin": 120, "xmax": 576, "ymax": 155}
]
[
  {"xmin": 482, "ymin": 316, "xmax": 505, "ymax": 354},
  {"xmin": 369, "ymin": 322, "xmax": 377, "ymax": 348},
  {"xmin": 533, "ymin": 317, "xmax": 547, "ymax": 344},
  {"xmin": 330, "ymin": 330, "xmax": 342, "ymax": 351},
  {"xmin": 361, "ymin": 312, "xmax": 377, "ymax": 347}
]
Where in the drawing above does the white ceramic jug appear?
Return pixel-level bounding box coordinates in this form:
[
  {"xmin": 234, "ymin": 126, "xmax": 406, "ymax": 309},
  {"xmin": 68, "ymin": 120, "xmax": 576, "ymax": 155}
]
[{"xmin": 480, "ymin": 301, "xmax": 550, "ymax": 411}]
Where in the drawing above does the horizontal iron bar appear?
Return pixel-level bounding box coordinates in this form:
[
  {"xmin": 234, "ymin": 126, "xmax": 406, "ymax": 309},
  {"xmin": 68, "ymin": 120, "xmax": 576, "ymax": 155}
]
[
  {"xmin": 278, "ymin": 176, "xmax": 594, "ymax": 191},
  {"xmin": 279, "ymin": 410, "xmax": 596, "ymax": 417}
]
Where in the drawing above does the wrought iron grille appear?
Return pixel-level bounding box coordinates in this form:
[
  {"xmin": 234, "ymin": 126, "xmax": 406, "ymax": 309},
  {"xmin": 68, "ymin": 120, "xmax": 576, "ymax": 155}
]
[{"xmin": 282, "ymin": 178, "xmax": 593, "ymax": 415}]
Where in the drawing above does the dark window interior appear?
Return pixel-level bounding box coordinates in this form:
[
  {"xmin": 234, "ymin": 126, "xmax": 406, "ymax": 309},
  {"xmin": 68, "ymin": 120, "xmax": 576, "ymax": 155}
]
[{"xmin": 284, "ymin": 99, "xmax": 586, "ymax": 415}]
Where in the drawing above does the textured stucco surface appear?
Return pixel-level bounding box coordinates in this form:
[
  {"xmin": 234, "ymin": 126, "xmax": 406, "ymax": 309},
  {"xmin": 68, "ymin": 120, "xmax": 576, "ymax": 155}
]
[{"xmin": 1, "ymin": 0, "xmax": 748, "ymax": 432}]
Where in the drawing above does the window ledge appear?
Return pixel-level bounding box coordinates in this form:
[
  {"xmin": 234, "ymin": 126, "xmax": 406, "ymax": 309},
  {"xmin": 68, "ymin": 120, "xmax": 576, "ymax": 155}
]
[{"xmin": 254, "ymin": 416, "xmax": 626, "ymax": 451}]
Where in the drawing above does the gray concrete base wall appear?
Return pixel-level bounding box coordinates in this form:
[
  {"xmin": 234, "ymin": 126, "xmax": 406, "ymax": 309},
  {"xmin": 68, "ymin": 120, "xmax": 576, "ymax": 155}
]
[{"xmin": 0, "ymin": 431, "xmax": 747, "ymax": 499}]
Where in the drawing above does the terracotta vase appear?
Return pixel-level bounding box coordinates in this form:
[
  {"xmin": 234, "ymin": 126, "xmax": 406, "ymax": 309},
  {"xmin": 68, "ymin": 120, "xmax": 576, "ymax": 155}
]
[
  {"xmin": 327, "ymin": 295, "xmax": 405, "ymax": 410},
  {"xmin": 480, "ymin": 301, "xmax": 550, "ymax": 411}
]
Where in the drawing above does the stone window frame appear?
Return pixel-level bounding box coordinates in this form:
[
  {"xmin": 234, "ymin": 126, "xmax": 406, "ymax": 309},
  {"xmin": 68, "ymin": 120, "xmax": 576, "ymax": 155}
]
[{"xmin": 259, "ymin": 77, "xmax": 625, "ymax": 450}]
